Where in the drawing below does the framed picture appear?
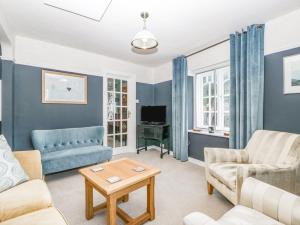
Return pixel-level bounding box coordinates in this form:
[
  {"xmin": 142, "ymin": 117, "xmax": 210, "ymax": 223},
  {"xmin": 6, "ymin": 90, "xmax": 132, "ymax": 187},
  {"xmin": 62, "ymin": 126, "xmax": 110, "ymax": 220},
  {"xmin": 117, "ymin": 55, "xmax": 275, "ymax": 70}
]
[
  {"xmin": 284, "ymin": 54, "xmax": 300, "ymax": 94},
  {"xmin": 42, "ymin": 70, "xmax": 87, "ymax": 104}
]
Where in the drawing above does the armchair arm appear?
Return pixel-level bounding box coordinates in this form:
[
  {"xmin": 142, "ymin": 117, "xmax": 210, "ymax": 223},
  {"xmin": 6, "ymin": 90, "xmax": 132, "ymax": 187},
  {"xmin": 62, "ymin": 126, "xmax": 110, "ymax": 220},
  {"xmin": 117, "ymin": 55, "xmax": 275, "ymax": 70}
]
[
  {"xmin": 236, "ymin": 164, "xmax": 296, "ymax": 198},
  {"xmin": 204, "ymin": 148, "xmax": 249, "ymax": 164},
  {"xmin": 240, "ymin": 177, "xmax": 300, "ymax": 225},
  {"xmin": 183, "ymin": 212, "xmax": 220, "ymax": 225},
  {"xmin": 14, "ymin": 150, "xmax": 43, "ymax": 180}
]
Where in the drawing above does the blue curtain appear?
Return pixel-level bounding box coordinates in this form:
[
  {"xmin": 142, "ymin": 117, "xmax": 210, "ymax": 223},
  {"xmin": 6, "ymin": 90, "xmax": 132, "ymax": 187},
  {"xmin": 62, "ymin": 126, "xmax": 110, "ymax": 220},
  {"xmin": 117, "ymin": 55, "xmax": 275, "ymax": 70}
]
[
  {"xmin": 172, "ymin": 56, "xmax": 188, "ymax": 161},
  {"xmin": 229, "ymin": 24, "xmax": 265, "ymax": 149}
]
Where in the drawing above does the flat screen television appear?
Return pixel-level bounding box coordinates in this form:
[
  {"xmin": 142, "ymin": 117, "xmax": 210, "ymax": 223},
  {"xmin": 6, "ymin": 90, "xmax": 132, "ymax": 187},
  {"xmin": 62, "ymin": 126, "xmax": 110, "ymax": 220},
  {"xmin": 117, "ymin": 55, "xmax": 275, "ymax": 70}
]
[{"xmin": 141, "ymin": 106, "xmax": 166, "ymax": 124}]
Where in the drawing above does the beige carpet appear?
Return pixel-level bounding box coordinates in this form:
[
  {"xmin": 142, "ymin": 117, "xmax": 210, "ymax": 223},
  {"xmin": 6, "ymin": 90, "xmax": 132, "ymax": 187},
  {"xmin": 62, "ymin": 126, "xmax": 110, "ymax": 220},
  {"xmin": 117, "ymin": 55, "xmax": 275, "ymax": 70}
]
[{"xmin": 46, "ymin": 150, "xmax": 232, "ymax": 225}]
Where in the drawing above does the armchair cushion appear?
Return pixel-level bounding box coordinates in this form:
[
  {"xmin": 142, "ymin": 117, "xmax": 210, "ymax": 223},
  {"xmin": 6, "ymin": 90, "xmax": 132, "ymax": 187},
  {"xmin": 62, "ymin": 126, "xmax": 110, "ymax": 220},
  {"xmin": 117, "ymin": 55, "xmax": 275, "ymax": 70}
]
[
  {"xmin": 208, "ymin": 163, "xmax": 244, "ymax": 191},
  {"xmin": 0, "ymin": 207, "xmax": 67, "ymax": 225},
  {"xmin": 0, "ymin": 179, "xmax": 52, "ymax": 222},
  {"xmin": 218, "ymin": 205, "xmax": 283, "ymax": 225},
  {"xmin": 184, "ymin": 212, "xmax": 220, "ymax": 225}
]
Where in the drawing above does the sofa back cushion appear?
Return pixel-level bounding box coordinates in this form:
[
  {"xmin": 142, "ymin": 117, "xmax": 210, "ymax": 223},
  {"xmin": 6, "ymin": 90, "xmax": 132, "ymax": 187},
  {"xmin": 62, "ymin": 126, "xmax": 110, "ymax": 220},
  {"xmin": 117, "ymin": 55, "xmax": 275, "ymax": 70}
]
[
  {"xmin": 31, "ymin": 126, "xmax": 104, "ymax": 153},
  {"xmin": 241, "ymin": 177, "xmax": 300, "ymax": 225},
  {"xmin": 245, "ymin": 130, "xmax": 300, "ymax": 165}
]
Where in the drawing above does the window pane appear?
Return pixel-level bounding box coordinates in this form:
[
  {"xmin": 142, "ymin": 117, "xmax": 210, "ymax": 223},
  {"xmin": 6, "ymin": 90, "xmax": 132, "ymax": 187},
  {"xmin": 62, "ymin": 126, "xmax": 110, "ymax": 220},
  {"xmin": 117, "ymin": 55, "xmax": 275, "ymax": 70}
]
[
  {"xmin": 211, "ymin": 113, "xmax": 217, "ymax": 126},
  {"xmin": 224, "ymin": 80, "xmax": 230, "ymax": 95},
  {"xmin": 107, "ymin": 78, "xmax": 114, "ymax": 91},
  {"xmin": 211, "ymin": 83, "xmax": 215, "ymax": 96},
  {"xmin": 224, "ymin": 96, "xmax": 230, "ymax": 111},
  {"xmin": 203, "ymin": 113, "xmax": 209, "ymax": 126},
  {"xmin": 122, "ymin": 94, "xmax": 127, "ymax": 106},
  {"xmin": 107, "ymin": 106, "xmax": 114, "ymax": 121},
  {"xmin": 208, "ymin": 75, "xmax": 212, "ymax": 82},
  {"xmin": 115, "ymin": 107, "xmax": 121, "ymax": 120},
  {"xmin": 107, "ymin": 135, "xmax": 114, "ymax": 148},
  {"xmin": 115, "ymin": 121, "xmax": 120, "ymax": 134},
  {"xmin": 122, "ymin": 80, "xmax": 128, "ymax": 93},
  {"xmin": 203, "ymin": 84, "xmax": 209, "ymax": 97},
  {"xmin": 224, "ymin": 113, "xmax": 230, "ymax": 128},
  {"xmin": 122, "ymin": 121, "xmax": 127, "ymax": 133},
  {"xmin": 115, "ymin": 135, "xmax": 121, "ymax": 147},
  {"xmin": 122, "ymin": 107, "xmax": 128, "ymax": 119},
  {"xmin": 108, "ymin": 122, "xmax": 114, "ymax": 134},
  {"xmin": 122, "ymin": 134, "xmax": 127, "ymax": 147},
  {"xmin": 211, "ymin": 97, "xmax": 217, "ymax": 111},
  {"xmin": 203, "ymin": 98, "xmax": 209, "ymax": 111},
  {"xmin": 203, "ymin": 77, "xmax": 207, "ymax": 83},
  {"xmin": 115, "ymin": 93, "xmax": 121, "ymax": 106},
  {"xmin": 115, "ymin": 79, "xmax": 121, "ymax": 92}
]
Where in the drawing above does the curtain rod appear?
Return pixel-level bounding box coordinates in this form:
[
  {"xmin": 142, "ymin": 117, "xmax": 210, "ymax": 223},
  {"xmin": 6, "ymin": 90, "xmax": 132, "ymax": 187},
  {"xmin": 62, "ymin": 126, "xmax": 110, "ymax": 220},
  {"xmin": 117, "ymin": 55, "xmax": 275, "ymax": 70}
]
[{"xmin": 185, "ymin": 38, "xmax": 229, "ymax": 58}]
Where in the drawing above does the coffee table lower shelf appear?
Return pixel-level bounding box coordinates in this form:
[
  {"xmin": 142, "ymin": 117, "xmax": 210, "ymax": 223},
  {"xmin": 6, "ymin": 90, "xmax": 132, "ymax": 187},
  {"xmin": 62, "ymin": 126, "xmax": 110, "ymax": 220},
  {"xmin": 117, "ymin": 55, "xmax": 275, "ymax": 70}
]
[{"xmin": 84, "ymin": 177, "xmax": 155, "ymax": 225}]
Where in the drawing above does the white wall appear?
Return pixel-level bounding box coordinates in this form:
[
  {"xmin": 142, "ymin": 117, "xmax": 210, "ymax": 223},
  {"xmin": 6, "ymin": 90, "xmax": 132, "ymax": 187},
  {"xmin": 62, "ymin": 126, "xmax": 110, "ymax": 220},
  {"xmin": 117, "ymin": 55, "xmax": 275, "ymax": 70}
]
[
  {"xmin": 13, "ymin": 36, "xmax": 154, "ymax": 84},
  {"xmin": 153, "ymin": 41, "xmax": 230, "ymax": 84},
  {"xmin": 0, "ymin": 12, "xmax": 14, "ymax": 60},
  {"xmin": 265, "ymin": 8, "xmax": 300, "ymax": 56},
  {"xmin": 153, "ymin": 8, "xmax": 300, "ymax": 83}
]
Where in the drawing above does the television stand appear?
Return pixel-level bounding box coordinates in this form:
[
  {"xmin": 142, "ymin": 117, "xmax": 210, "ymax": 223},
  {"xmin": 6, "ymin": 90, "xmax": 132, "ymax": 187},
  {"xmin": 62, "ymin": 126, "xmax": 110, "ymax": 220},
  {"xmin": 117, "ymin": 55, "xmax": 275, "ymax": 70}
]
[{"xmin": 137, "ymin": 124, "xmax": 170, "ymax": 159}]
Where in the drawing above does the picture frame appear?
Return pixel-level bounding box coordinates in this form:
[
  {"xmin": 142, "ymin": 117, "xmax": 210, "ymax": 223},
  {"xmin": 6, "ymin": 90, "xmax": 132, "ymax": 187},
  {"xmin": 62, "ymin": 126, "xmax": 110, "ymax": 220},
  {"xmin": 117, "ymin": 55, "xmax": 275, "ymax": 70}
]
[
  {"xmin": 283, "ymin": 54, "xmax": 300, "ymax": 94},
  {"xmin": 42, "ymin": 70, "xmax": 87, "ymax": 104}
]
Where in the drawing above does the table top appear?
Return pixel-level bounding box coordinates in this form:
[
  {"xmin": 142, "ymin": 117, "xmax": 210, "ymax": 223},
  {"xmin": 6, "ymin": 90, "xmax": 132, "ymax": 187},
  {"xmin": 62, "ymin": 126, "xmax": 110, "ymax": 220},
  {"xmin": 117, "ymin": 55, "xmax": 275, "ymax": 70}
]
[{"xmin": 79, "ymin": 158, "xmax": 161, "ymax": 195}]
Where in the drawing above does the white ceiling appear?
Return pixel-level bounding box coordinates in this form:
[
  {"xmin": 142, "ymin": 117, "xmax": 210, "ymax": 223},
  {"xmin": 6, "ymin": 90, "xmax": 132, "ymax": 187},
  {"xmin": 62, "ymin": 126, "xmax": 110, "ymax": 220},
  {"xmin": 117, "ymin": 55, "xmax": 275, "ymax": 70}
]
[{"xmin": 0, "ymin": 0, "xmax": 300, "ymax": 67}]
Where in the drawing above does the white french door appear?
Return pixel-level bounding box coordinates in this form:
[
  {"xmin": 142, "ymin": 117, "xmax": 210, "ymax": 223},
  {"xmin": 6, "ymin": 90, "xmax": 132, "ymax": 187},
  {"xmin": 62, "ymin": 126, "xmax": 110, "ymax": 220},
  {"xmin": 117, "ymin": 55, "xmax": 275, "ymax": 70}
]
[{"xmin": 103, "ymin": 73, "xmax": 136, "ymax": 155}]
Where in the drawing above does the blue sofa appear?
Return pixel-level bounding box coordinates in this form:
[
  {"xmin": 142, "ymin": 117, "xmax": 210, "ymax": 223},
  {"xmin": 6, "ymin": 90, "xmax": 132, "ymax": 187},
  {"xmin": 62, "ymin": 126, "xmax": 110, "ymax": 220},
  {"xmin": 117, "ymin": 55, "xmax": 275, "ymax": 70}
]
[{"xmin": 31, "ymin": 126, "xmax": 112, "ymax": 175}]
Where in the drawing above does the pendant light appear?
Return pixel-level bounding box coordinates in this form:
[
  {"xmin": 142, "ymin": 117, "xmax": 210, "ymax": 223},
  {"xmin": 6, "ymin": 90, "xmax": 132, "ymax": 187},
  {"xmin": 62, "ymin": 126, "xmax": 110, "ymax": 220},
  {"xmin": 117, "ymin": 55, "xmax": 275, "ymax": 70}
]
[{"xmin": 131, "ymin": 12, "xmax": 158, "ymax": 50}]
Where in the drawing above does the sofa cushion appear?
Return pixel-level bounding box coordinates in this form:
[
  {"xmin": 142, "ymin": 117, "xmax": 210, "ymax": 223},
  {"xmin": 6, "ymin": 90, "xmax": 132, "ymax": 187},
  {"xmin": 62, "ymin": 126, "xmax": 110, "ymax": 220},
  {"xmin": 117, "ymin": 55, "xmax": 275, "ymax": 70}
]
[
  {"xmin": 0, "ymin": 179, "xmax": 52, "ymax": 222},
  {"xmin": 183, "ymin": 212, "xmax": 218, "ymax": 225},
  {"xmin": 218, "ymin": 205, "xmax": 283, "ymax": 225},
  {"xmin": 42, "ymin": 145, "xmax": 112, "ymax": 174},
  {"xmin": 0, "ymin": 135, "xmax": 29, "ymax": 193},
  {"xmin": 0, "ymin": 207, "xmax": 67, "ymax": 225},
  {"xmin": 208, "ymin": 163, "xmax": 242, "ymax": 191}
]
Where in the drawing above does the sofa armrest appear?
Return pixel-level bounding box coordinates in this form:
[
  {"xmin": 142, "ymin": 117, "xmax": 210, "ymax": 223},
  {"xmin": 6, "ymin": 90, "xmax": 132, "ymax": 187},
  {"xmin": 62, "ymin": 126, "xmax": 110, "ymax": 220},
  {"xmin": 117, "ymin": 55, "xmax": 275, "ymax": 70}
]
[
  {"xmin": 240, "ymin": 177, "xmax": 300, "ymax": 225},
  {"xmin": 237, "ymin": 164, "xmax": 296, "ymax": 199},
  {"xmin": 14, "ymin": 150, "xmax": 43, "ymax": 180},
  {"xmin": 183, "ymin": 212, "xmax": 220, "ymax": 225},
  {"xmin": 204, "ymin": 148, "xmax": 249, "ymax": 164}
]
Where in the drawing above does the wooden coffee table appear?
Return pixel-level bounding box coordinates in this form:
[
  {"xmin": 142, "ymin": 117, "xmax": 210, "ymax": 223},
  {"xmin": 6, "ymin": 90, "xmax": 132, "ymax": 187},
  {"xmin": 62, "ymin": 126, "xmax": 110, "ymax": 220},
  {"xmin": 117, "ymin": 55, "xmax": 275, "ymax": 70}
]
[{"xmin": 79, "ymin": 158, "xmax": 161, "ymax": 225}]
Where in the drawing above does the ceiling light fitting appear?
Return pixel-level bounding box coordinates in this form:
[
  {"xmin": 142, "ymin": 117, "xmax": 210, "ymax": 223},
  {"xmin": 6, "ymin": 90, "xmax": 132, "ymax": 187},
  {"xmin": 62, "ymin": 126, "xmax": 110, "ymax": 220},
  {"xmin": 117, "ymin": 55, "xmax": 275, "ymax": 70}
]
[{"xmin": 131, "ymin": 12, "xmax": 158, "ymax": 50}]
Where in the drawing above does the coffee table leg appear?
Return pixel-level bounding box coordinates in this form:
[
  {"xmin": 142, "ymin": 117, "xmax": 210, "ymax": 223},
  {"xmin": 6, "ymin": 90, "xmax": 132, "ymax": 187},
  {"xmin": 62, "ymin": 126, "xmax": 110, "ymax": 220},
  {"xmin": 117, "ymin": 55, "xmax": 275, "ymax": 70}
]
[
  {"xmin": 85, "ymin": 179, "xmax": 94, "ymax": 220},
  {"xmin": 107, "ymin": 195, "xmax": 117, "ymax": 225},
  {"xmin": 147, "ymin": 177, "xmax": 155, "ymax": 220},
  {"xmin": 122, "ymin": 194, "xmax": 129, "ymax": 202}
]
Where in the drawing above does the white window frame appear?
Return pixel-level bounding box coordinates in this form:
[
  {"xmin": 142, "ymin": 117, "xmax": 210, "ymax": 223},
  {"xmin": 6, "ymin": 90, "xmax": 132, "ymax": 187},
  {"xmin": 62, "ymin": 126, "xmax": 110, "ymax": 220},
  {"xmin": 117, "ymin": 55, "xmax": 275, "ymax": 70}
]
[{"xmin": 194, "ymin": 64, "xmax": 230, "ymax": 131}]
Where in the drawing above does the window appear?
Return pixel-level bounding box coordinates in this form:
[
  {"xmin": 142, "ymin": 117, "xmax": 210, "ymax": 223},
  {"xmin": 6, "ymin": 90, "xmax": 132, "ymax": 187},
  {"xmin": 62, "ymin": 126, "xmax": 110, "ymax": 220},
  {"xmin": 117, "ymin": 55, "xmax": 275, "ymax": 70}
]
[{"xmin": 195, "ymin": 66, "xmax": 230, "ymax": 131}]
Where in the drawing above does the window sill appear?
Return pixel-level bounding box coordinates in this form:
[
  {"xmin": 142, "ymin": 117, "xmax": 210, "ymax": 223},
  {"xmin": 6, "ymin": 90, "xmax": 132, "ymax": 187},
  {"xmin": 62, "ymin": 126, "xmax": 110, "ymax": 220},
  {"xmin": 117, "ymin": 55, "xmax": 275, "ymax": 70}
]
[{"xmin": 188, "ymin": 129, "xmax": 229, "ymax": 139}]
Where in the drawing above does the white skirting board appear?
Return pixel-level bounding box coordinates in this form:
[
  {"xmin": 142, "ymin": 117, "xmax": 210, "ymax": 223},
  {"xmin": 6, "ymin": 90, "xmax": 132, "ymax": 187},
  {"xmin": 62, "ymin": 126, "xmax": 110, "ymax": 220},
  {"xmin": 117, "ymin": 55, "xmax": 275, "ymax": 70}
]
[{"xmin": 147, "ymin": 145, "xmax": 205, "ymax": 167}]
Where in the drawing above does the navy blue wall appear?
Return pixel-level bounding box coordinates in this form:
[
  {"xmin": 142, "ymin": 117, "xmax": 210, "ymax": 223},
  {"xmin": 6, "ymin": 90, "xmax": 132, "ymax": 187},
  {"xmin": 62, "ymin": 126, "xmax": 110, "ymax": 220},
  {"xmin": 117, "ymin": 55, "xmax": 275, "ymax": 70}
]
[
  {"xmin": 136, "ymin": 82, "xmax": 154, "ymax": 123},
  {"xmin": 188, "ymin": 133, "xmax": 229, "ymax": 161},
  {"xmin": 264, "ymin": 47, "xmax": 300, "ymax": 134},
  {"xmin": 3, "ymin": 63, "xmax": 103, "ymax": 150}
]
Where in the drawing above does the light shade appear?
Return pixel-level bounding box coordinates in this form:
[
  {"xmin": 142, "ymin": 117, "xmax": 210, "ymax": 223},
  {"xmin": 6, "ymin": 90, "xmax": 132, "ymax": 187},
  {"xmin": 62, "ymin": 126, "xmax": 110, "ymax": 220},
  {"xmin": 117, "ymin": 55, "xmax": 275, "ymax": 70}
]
[{"xmin": 131, "ymin": 29, "xmax": 158, "ymax": 49}]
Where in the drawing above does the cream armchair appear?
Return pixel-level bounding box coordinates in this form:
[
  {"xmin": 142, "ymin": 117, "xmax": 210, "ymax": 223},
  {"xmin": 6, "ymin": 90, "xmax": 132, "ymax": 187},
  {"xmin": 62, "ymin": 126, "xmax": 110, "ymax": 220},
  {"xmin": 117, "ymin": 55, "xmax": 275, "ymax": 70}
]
[
  {"xmin": 184, "ymin": 177, "xmax": 300, "ymax": 225},
  {"xmin": 205, "ymin": 130, "xmax": 300, "ymax": 205},
  {"xmin": 0, "ymin": 150, "xmax": 68, "ymax": 225}
]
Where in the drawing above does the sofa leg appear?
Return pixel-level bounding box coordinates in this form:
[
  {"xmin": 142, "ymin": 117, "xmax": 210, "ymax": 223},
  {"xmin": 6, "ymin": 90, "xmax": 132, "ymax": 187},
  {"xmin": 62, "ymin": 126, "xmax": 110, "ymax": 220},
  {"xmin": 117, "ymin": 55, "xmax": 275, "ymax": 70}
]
[{"xmin": 207, "ymin": 182, "xmax": 214, "ymax": 195}]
